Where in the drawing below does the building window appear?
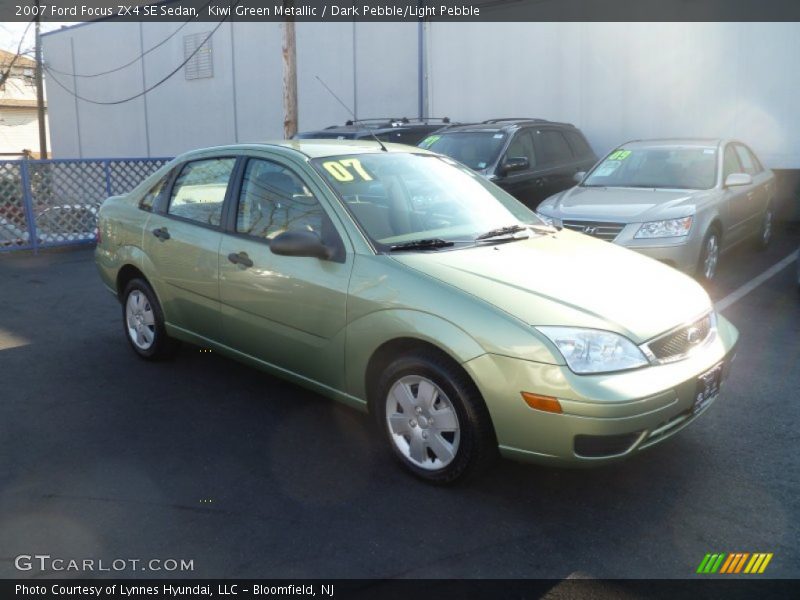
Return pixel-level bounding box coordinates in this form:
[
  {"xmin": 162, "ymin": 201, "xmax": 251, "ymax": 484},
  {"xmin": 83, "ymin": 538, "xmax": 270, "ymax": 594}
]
[{"xmin": 184, "ymin": 32, "xmax": 213, "ymax": 80}]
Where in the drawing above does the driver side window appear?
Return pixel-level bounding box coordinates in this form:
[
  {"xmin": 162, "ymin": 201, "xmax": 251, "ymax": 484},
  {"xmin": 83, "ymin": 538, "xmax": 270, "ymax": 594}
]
[
  {"xmin": 236, "ymin": 159, "xmax": 325, "ymax": 241},
  {"xmin": 723, "ymin": 145, "xmax": 742, "ymax": 179},
  {"xmin": 504, "ymin": 130, "xmax": 536, "ymax": 168}
]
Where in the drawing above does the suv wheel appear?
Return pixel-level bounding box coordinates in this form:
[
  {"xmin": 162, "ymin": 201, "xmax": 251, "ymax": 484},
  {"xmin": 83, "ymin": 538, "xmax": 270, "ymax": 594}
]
[
  {"xmin": 374, "ymin": 351, "xmax": 496, "ymax": 484},
  {"xmin": 122, "ymin": 278, "xmax": 178, "ymax": 360}
]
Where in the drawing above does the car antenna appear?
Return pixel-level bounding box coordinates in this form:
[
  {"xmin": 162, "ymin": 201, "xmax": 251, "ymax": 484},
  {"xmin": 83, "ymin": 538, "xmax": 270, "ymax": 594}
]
[{"xmin": 314, "ymin": 75, "xmax": 388, "ymax": 152}]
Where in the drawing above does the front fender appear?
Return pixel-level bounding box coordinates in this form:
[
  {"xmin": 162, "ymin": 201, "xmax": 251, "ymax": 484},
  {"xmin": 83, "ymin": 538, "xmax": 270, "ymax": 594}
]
[{"xmin": 345, "ymin": 308, "xmax": 487, "ymax": 401}]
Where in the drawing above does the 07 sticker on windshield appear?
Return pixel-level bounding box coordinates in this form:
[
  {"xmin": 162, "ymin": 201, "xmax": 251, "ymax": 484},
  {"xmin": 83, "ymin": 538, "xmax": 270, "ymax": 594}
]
[{"xmin": 322, "ymin": 158, "xmax": 374, "ymax": 182}]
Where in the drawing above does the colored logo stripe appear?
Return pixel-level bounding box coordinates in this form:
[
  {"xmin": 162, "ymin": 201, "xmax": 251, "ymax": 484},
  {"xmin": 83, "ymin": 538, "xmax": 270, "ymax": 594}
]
[{"xmin": 697, "ymin": 552, "xmax": 773, "ymax": 574}]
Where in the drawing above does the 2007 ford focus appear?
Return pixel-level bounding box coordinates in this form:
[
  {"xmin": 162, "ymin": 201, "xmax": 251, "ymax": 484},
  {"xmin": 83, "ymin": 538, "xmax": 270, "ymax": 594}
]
[{"xmin": 95, "ymin": 140, "xmax": 738, "ymax": 483}]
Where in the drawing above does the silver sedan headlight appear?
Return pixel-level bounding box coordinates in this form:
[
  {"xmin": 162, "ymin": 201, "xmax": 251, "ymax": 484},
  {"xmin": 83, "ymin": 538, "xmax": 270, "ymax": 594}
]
[
  {"xmin": 536, "ymin": 327, "xmax": 649, "ymax": 374},
  {"xmin": 634, "ymin": 216, "xmax": 693, "ymax": 239}
]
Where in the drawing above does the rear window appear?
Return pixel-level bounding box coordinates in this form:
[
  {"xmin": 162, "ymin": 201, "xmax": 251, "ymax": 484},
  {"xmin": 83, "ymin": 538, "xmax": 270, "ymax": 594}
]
[{"xmin": 565, "ymin": 130, "xmax": 594, "ymax": 159}]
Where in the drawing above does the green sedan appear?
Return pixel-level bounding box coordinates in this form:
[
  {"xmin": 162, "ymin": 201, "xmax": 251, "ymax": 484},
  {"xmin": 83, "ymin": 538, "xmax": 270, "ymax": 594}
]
[{"xmin": 95, "ymin": 140, "xmax": 738, "ymax": 483}]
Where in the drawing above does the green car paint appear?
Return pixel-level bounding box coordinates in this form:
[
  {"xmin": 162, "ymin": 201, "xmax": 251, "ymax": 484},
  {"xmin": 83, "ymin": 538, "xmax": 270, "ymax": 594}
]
[{"xmin": 96, "ymin": 140, "xmax": 738, "ymax": 468}]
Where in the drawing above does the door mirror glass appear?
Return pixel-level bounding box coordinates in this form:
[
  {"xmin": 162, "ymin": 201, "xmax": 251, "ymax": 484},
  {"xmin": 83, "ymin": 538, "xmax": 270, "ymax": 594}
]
[
  {"xmin": 270, "ymin": 230, "xmax": 333, "ymax": 260},
  {"xmin": 724, "ymin": 173, "xmax": 753, "ymax": 187},
  {"xmin": 502, "ymin": 156, "xmax": 529, "ymax": 174},
  {"xmin": 573, "ymin": 171, "xmax": 586, "ymax": 184}
]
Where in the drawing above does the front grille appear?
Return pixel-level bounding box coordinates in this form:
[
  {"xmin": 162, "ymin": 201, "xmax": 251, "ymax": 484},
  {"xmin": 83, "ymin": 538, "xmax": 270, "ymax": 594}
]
[
  {"xmin": 646, "ymin": 313, "xmax": 714, "ymax": 363},
  {"xmin": 562, "ymin": 219, "xmax": 626, "ymax": 241}
]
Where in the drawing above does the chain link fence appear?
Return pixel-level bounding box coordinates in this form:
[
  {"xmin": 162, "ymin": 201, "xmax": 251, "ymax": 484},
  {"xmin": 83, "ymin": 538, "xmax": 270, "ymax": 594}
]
[{"xmin": 0, "ymin": 158, "xmax": 171, "ymax": 252}]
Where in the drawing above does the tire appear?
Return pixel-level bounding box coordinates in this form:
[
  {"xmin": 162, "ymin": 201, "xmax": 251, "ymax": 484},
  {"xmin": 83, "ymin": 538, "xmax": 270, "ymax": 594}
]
[
  {"xmin": 121, "ymin": 278, "xmax": 179, "ymax": 360},
  {"xmin": 374, "ymin": 350, "xmax": 497, "ymax": 484},
  {"xmin": 697, "ymin": 228, "xmax": 721, "ymax": 283},
  {"xmin": 755, "ymin": 204, "xmax": 774, "ymax": 250}
]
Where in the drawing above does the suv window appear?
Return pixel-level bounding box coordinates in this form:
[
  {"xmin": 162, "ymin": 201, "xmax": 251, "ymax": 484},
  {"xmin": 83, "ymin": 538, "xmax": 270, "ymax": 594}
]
[
  {"xmin": 535, "ymin": 129, "xmax": 573, "ymax": 164},
  {"xmin": 723, "ymin": 145, "xmax": 742, "ymax": 179},
  {"xmin": 734, "ymin": 144, "xmax": 762, "ymax": 175},
  {"xmin": 168, "ymin": 158, "xmax": 235, "ymax": 227},
  {"xmin": 236, "ymin": 158, "xmax": 325, "ymax": 240},
  {"xmin": 504, "ymin": 130, "xmax": 536, "ymax": 167},
  {"xmin": 564, "ymin": 130, "xmax": 593, "ymax": 158},
  {"xmin": 140, "ymin": 174, "xmax": 169, "ymax": 212}
]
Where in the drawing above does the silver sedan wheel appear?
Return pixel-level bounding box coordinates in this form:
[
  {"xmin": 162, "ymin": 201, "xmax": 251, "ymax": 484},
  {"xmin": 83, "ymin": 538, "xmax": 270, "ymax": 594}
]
[
  {"xmin": 762, "ymin": 209, "xmax": 773, "ymax": 245},
  {"xmin": 703, "ymin": 234, "xmax": 719, "ymax": 280},
  {"xmin": 125, "ymin": 290, "xmax": 156, "ymax": 350},
  {"xmin": 385, "ymin": 375, "xmax": 461, "ymax": 471}
]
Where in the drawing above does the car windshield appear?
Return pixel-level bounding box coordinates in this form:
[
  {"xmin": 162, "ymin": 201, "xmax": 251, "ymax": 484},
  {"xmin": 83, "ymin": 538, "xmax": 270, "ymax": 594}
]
[
  {"xmin": 418, "ymin": 132, "xmax": 507, "ymax": 170},
  {"xmin": 583, "ymin": 146, "xmax": 718, "ymax": 190},
  {"xmin": 311, "ymin": 153, "xmax": 543, "ymax": 249}
]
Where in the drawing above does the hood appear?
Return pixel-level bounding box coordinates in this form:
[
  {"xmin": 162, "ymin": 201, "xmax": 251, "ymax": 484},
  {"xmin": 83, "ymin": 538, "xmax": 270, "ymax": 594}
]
[
  {"xmin": 391, "ymin": 230, "xmax": 712, "ymax": 343},
  {"xmin": 540, "ymin": 186, "xmax": 713, "ymax": 222}
]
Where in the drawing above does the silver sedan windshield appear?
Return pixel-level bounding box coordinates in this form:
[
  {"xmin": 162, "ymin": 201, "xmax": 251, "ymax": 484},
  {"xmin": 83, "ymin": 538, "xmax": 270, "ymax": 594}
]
[{"xmin": 583, "ymin": 147, "xmax": 718, "ymax": 190}]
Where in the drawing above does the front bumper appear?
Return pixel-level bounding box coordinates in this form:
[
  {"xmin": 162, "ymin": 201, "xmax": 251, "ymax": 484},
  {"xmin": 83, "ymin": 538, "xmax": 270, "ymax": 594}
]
[
  {"xmin": 463, "ymin": 314, "xmax": 738, "ymax": 465},
  {"xmin": 614, "ymin": 228, "xmax": 704, "ymax": 275}
]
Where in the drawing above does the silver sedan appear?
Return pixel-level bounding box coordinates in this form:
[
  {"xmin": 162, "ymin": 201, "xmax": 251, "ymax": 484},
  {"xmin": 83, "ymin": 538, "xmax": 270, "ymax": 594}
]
[{"xmin": 536, "ymin": 139, "xmax": 775, "ymax": 281}]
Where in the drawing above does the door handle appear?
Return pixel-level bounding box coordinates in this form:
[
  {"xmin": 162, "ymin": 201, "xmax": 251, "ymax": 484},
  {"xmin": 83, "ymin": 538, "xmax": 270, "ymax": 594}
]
[
  {"xmin": 152, "ymin": 227, "xmax": 170, "ymax": 241},
  {"xmin": 227, "ymin": 252, "xmax": 254, "ymax": 268}
]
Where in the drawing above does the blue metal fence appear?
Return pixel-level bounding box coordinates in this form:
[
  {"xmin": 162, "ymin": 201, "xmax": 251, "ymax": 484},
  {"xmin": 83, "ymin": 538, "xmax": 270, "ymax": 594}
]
[{"xmin": 0, "ymin": 157, "xmax": 171, "ymax": 253}]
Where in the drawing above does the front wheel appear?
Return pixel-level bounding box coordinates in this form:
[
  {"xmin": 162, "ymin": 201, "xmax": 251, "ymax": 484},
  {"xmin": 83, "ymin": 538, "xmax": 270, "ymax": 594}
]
[
  {"xmin": 122, "ymin": 278, "xmax": 178, "ymax": 360},
  {"xmin": 697, "ymin": 229, "xmax": 720, "ymax": 283},
  {"xmin": 755, "ymin": 205, "xmax": 773, "ymax": 250},
  {"xmin": 374, "ymin": 351, "xmax": 496, "ymax": 484}
]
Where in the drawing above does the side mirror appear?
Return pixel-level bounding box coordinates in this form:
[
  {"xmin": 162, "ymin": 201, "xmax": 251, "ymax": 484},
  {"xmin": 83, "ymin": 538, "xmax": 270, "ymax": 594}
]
[
  {"xmin": 501, "ymin": 156, "xmax": 529, "ymax": 175},
  {"xmin": 573, "ymin": 171, "xmax": 586, "ymax": 184},
  {"xmin": 270, "ymin": 230, "xmax": 333, "ymax": 260},
  {"xmin": 724, "ymin": 173, "xmax": 753, "ymax": 187}
]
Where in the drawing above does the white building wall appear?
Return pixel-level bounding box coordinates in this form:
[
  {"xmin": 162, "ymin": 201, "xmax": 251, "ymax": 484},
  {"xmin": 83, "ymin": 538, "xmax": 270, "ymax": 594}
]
[
  {"xmin": 41, "ymin": 21, "xmax": 420, "ymax": 158},
  {"xmin": 42, "ymin": 21, "xmax": 800, "ymax": 168},
  {"xmin": 426, "ymin": 22, "xmax": 800, "ymax": 169}
]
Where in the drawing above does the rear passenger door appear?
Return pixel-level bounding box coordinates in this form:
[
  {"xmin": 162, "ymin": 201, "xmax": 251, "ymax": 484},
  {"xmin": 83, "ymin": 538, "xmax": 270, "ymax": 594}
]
[
  {"xmin": 143, "ymin": 156, "xmax": 237, "ymax": 342},
  {"xmin": 532, "ymin": 128, "xmax": 580, "ymax": 200},
  {"xmin": 218, "ymin": 156, "xmax": 352, "ymax": 389},
  {"xmin": 564, "ymin": 129, "xmax": 598, "ymax": 174}
]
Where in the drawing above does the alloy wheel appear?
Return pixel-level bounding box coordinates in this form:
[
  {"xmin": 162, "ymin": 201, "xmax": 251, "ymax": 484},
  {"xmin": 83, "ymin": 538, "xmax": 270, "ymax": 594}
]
[
  {"xmin": 703, "ymin": 234, "xmax": 719, "ymax": 280},
  {"xmin": 762, "ymin": 209, "xmax": 773, "ymax": 246}
]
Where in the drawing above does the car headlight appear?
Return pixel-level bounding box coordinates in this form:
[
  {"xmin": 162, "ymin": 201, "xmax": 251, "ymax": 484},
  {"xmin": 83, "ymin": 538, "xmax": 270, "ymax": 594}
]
[
  {"xmin": 536, "ymin": 327, "xmax": 649, "ymax": 374},
  {"xmin": 634, "ymin": 216, "xmax": 693, "ymax": 239}
]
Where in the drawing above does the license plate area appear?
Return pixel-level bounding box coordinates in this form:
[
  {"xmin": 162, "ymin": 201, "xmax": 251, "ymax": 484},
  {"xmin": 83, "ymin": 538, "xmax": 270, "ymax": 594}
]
[{"xmin": 694, "ymin": 362, "xmax": 723, "ymax": 414}]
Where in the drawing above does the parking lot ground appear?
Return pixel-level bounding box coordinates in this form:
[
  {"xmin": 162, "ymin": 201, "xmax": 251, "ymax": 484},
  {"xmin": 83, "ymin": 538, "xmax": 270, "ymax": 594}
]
[{"xmin": 0, "ymin": 226, "xmax": 798, "ymax": 580}]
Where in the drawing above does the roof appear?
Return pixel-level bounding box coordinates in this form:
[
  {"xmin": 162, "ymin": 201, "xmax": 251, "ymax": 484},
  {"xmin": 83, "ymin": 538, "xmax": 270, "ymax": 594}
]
[
  {"xmin": 621, "ymin": 138, "xmax": 721, "ymax": 148},
  {"xmin": 436, "ymin": 118, "xmax": 574, "ymax": 134},
  {"xmin": 181, "ymin": 139, "xmax": 436, "ymax": 161},
  {"xmin": 0, "ymin": 49, "xmax": 36, "ymax": 70}
]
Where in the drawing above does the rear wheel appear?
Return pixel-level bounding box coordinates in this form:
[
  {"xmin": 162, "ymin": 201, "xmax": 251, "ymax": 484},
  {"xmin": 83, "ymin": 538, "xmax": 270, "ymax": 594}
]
[
  {"xmin": 122, "ymin": 278, "xmax": 178, "ymax": 360},
  {"xmin": 374, "ymin": 351, "xmax": 496, "ymax": 484},
  {"xmin": 697, "ymin": 229, "xmax": 720, "ymax": 283}
]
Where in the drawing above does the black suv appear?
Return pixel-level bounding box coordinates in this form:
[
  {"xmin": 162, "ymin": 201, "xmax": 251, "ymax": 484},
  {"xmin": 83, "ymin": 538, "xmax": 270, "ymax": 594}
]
[
  {"xmin": 295, "ymin": 117, "xmax": 456, "ymax": 147},
  {"xmin": 418, "ymin": 118, "xmax": 597, "ymax": 207}
]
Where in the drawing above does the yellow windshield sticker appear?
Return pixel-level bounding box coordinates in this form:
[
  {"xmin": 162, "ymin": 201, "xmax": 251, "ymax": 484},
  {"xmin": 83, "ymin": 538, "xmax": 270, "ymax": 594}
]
[
  {"xmin": 419, "ymin": 135, "xmax": 441, "ymax": 148},
  {"xmin": 608, "ymin": 150, "xmax": 631, "ymax": 160},
  {"xmin": 322, "ymin": 158, "xmax": 373, "ymax": 182}
]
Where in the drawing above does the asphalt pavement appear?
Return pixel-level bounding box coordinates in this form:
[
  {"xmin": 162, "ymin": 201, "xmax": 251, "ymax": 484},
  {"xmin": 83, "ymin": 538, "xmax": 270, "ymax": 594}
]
[{"xmin": 0, "ymin": 227, "xmax": 797, "ymax": 581}]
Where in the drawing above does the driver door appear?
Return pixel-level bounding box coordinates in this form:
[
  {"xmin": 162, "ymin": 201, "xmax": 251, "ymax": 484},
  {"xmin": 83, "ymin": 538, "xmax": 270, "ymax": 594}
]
[{"xmin": 218, "ymin": 156, "xmax": 352, "ymax": 389}]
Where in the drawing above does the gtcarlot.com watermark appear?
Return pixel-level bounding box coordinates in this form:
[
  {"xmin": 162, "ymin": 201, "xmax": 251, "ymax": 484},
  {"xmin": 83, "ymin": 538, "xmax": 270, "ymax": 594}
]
[{"xmin": 14, "ymin": 554, "xmax": 194, "ymax": 573}]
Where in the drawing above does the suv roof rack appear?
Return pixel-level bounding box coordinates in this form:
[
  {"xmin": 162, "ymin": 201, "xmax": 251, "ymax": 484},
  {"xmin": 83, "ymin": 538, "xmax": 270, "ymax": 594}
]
[
  {"xmin": 482, "ymin": 118, "xmax": 549, "ymax": 124},
  {"xmin": 343, "ymin": 117, "xmax": 452, "ymax": 126}
]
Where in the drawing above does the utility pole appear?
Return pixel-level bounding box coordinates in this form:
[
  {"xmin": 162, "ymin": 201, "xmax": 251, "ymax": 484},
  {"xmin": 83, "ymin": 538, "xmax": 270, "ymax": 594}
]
[
  {"xmin": 282, "ymin": 1, "xmax": 298, "ymax": 139},
  {"xmin": 34, "ymin": 0, "xmax": 48, "ymax": 158}
]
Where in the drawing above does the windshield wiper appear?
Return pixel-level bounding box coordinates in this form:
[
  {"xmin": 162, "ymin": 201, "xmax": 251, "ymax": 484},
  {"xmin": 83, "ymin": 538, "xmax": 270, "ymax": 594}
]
[
  {"xmin": 475, "ymin": 224, "xmax": 529, "ymax": 241},
  {"xmin": 389, "ymin": 238, "xmax": 455, "ymax": 252}
]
